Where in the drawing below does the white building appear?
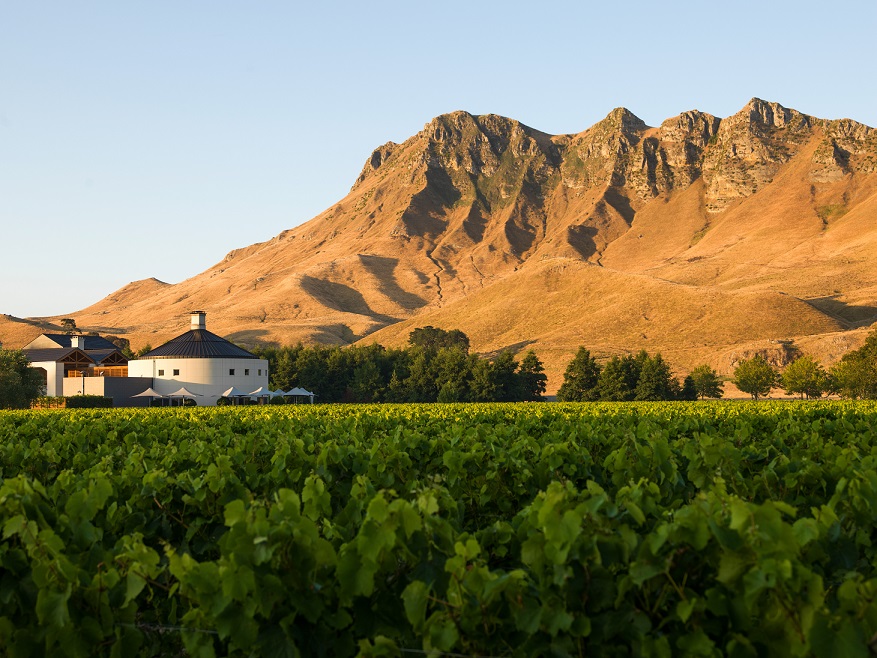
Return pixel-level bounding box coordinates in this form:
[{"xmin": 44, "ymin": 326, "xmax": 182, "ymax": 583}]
[
  {"xmin": 127, "ymin": 311, "xmax": 269, "ymax": 405},
  {"xmin": 23, "ymin": 333, "xmax": 134, "ymax": 398}
]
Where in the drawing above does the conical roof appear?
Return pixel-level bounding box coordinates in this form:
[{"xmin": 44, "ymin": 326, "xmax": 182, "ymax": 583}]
[{"xmin": 139, "ymin": 329, "xmax": 258, "ymax": 360}]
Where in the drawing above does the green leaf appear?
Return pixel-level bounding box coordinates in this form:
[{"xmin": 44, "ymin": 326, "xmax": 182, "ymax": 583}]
[
  {"xmin": 427, "ymin": 614, "xmax": 458, "ymax": 652},
  {"xmin": 677, "ymin": 597, "xmax": 696, "ymax": 623},
  {"xmin": 810, "ymin": 617, "xmax": 869, "ymax": 658},
  {"xmin": 36, "ymin": 585, "xmax": 71, "ymax": 630},
  {"xmin": 401, "ymin": 581, "xmax": 429, "ymax": 631},
  {"xmin": 124, "ymin": 572, "xmax": 147, "ymax": 607},
  {"xmin": 224, "ymin": 499, "xmax": 247, "ymax": 527}
]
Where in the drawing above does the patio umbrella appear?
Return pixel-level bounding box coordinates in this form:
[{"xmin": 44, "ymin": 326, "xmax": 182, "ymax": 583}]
[
  {"xmin": 168, "ymin": 386, "xmax": 201, "ymax": 398},
  {"xmin": 132, "ymin": 387, "xmax": 164, "ymax": 398}
]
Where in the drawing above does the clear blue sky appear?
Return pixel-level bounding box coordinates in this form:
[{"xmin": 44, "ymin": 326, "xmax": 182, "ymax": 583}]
[{"xmin": 2, "ymin": 1, "xmax": 875, "ymax": 318}]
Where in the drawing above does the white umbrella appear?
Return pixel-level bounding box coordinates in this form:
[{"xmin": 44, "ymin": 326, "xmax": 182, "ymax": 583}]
[
  {"xmin": 248, "ymin": 386, "xmax": 271, "ymax": 397},
  {"xmin": 284, "ymin": 387, "xmax": 315, "ymax": 403},
  {"xmin": 132, "ymin": 387, "xmax": 164, "ymax": 398},
  {"xmin": 221, "ymin": 386, "xmax": 247, "ymax": 397},
  {"xmin": 168, "ymin": 386, "xmax": 202, "ymax": 397}
]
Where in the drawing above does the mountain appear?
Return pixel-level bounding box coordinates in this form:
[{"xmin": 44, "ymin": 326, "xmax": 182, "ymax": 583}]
[{"xmin": 4, "ymin": 98, "xmax": 877, "ymax": 392}]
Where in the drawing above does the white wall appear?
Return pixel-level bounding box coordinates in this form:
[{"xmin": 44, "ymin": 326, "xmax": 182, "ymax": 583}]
[
  {"xmin": 127, "ymin": 357, "xmax": 269, "ymax": 405},
  {"xmin": 32, "ymin": 361, "xmax": 64, "ymax": 396}
]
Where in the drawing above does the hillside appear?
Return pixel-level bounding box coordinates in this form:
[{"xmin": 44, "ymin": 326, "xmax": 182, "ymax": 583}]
[{"xmin": 3, "ymin": 98, "xmax": 876, "ymax": 392}]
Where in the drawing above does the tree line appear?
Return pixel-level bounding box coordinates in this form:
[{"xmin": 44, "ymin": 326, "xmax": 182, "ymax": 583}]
[
  {"xmin": 252, "ymin": 326, "xmax": 547, "ymax": 403},
  {"xmin": 555, "ymin": 348, "xmax": 713, "ymax": 401},
  {"xmin": 2, "ymin": 325, "xmax": 876, "ymax": 408},
  {"xmin": 731, "ymin": 330, "xmax": 877, "ymax": 400}
]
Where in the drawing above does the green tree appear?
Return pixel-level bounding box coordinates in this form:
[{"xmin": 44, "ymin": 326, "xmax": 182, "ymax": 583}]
[
  {"xmin": 556, "ymin": 347, "xmax": 601, "ymax": 402},
  {"xmin": 634, "ymin": 353, "xmax": 675, "ymax": 401},
  {"xmin": 517, "ymin": 351, "xmax": 547, "ymax": 401},
  {"xmin": 782, "ymin": 355, "xmax": 827, "ymax": 399},
  {"xmin": 734, "ymin": 355, "xmax": 777, "ymax": 401},
  {"xmin": 0, "ymin": 348, "xmax": 44, "ymax": 409},
  {"xmin": 688, "ymin": 364, "xmax": 724, "ymax": 400},
  {"xmin": 597, "ymin": 354, "xmax": 642, "ymax": 401},
  {"xmin": 351, "ymin": 360, "xmax": 383, "ymax": 402},
  {"xmin": 60, "ymin": 318, "xmax": 77, "ymax": 334},
  {"xmin": 829, "ymin": 330, "xmax": 877, "ymax": 399},
  {"xmin": 829, "ymin": 356, "xmax": 877, "ymax": 399},
  {"xmin": 408, "ymin": 326, "xmax": 470, "ymax": 352},
  {"xmin": 679, "ymin": 375, "xmax": 698, "ymax": 401},
  {"xmin": 491, "ymin": 351, "xmax": 522, "ymax": 402},
  {"xmin": 469, "ymin": 359, "xmax": 497, "ymax": 402},
  {"xmin": 433, "ymin": 347, "xmax": 472, "ymax": 402}
]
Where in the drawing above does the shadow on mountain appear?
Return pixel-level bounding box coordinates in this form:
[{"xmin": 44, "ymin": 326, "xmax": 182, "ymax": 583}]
[
  {"xmin": 310, "ymin": 324, "xmax": 358, "ymax": 345},
  {"xmin": 226, "ymin": 329, "xmax": 274, "ymax": 347},
  {"xmin": 567, "ymin": 225, "xmax": 600, "ymax": 259},
  {"xmin": 300, "ymin": 275, "xmax": 396, "ymax": 325},
  {"xmin": 481, "ymin": 339, "xmax": 537, "ymax": 359},
  {"xmin": 804, "ymin": 296, "xmax": 877, "ymax": 329},
  {"xmin": 462, "ymin": 205, "xmax": 488, "ymax": 243},
  {"xmin": 357, "ymin": 255, "xmax": 429, "ymax": 311},
  {"xmin": 604, "ymin": 188, "xmax": 636, "ymax": 224}
]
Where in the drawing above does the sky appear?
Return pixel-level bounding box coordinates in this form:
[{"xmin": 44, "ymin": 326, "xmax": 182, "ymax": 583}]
[{"xmin": 2, "ymin": 1, "xmax": 876, "ymax": 318}]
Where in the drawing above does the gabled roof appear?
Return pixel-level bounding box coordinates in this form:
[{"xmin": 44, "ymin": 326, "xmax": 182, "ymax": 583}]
[
  {"xmin": 24, "ymin": 334, "xmax": 120, "ymax": 351},
  {"xmin": 90, "ymin": 350, "xmax": 129, "ymax": 365},
  {"xmin": 138, "ymin": 329, "xmax": 258, "ymax": 360},
  {"xmin": 24, "ymin": 347, "xmax": 95, "ymax": 365}
]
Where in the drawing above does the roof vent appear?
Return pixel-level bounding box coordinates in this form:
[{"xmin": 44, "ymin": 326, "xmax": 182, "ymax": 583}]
[{"xmin": 190, "ymin": 311, "xmax": 207, "ymax": 330}]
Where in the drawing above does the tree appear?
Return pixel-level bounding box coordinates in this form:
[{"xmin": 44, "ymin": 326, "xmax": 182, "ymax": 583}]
[
  {"xmin": 557, "ymin": 348, "xmax": 601, "ymax": 402},
  {"xmin": 597, "ymin": 355, "xmax": 641, "ymax": 401},
  {"xmin": 0, "ymin": 349, "xmax": 44, "ymax": 409},
  {"xmin": 829, "ymin": 329, "xmax": 877, "ymax": 399},
  {"xmin": 688, "ymin": 365, "xmax": 724, "ymax": 400},
  {"xmin": 408, "ymin": 326, "xmax": 470, "ymax": 352},
  {"xmin": 469, "ymin": 359, "xmax": 497, "ymax": 402},
  {"xmin": 634, "ymin": 353, "xmax": 676, "ymax": 401},
  {"xmin": 734, "ymin": 355, "xmax": 777, "ymax": 401},
  {"xmin": 60, "ymin": 318, "xmax": 77, "ymax": 334},
  {"xmin": 351, "ymin": 360, "xmax": 383, "ymax": 402},
  {"xmin": 829, "ymin": 356, "xmax": 877, "ymax": 399},
  {"xmin": 782, "ymin": 355, "xmax": 826, "ymax": 399},
  {"xmin": 433, "ymin": 347, "xmax": 472, "ymax": 402},
  {"xmin": 518, "ymin": 351, "xmax": 547, "ymax": 401},
  {"xmin": 679, "ymin": 375, "xmax": 698, "ymax": 401},
  {"xmin": 491, "ymin": 351, "xmax": 522, "ymax": 402}
]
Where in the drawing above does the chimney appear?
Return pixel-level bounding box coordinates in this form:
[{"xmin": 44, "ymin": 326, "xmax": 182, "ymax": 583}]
[
  {"xmin": 70, "ymin": 334, "xmax": 85, "ymax": 349},
  {"xmin": 190, "ymin": 310, "xmax": 207, "ymax": 330}
]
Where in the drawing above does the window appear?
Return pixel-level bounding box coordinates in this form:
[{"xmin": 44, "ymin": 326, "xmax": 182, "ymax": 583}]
[
  {"xmin": 258, "ymin": 369, "xmax": 262, "ymax": 376},
  {"xmin": 245, "ymin": 369, "xmax": 250, "ymax": 376},
  {"xmin": 173, "ymin": 369, "xmax": 180, "ymax": 376},
  {"xmin": 229, "ymin": 369, "xmax": 235, "ymax": 376},
  {"xmin": 158, "ymin": 369, "xmax": 164, "ymax": 376}
]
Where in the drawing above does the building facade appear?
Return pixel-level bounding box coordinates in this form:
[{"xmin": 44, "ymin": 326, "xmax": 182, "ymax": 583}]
[{"xmin": 127, "ymin": 311, "xmax": 269, "ymax": 405}]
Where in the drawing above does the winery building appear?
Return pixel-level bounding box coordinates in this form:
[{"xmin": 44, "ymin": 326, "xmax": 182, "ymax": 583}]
[{"xmin": 127, "ymin": 311, "xmax": 269, "ymax": 405}]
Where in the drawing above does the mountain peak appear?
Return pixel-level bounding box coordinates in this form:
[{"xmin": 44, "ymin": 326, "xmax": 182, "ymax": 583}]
[
  {"xmin": 733, "ymin": 97, "xmax": 811, "ymax": 130},
  {"xmin": 602, "ymin": 107, "xmax": 648, "ymax": 133}
]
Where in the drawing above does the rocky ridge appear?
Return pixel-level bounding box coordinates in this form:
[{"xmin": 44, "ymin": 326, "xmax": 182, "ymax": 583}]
[{"xmin": 3, "ymin": 98, "xmax": 876, "ymax": 392}]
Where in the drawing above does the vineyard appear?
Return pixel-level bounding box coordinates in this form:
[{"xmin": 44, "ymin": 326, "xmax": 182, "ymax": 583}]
[{"xmin": 1, "ymin": 402, "xmax": 877, "ymax": 657}]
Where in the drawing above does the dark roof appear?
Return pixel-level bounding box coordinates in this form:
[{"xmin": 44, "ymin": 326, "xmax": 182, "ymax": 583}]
[
  {"xmin": 39, "ymin": 334, "xmax": 120, "ymax": 351},
  {"xmin": 89, "ymin": 349, "xmax": 129, "ymax": 365},
  {"xmin": 138, "ymin": 329, "xmax": 258, "ymax": 360},
  {"xmin": 24, "ymin": 347, "xmax": 95, "ymax": 364}
]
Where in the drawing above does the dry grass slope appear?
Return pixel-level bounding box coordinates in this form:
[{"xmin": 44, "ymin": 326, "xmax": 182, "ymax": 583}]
[{"xmin": 3, "ymin": 99, "xmax": 876, "ymax": 393}]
